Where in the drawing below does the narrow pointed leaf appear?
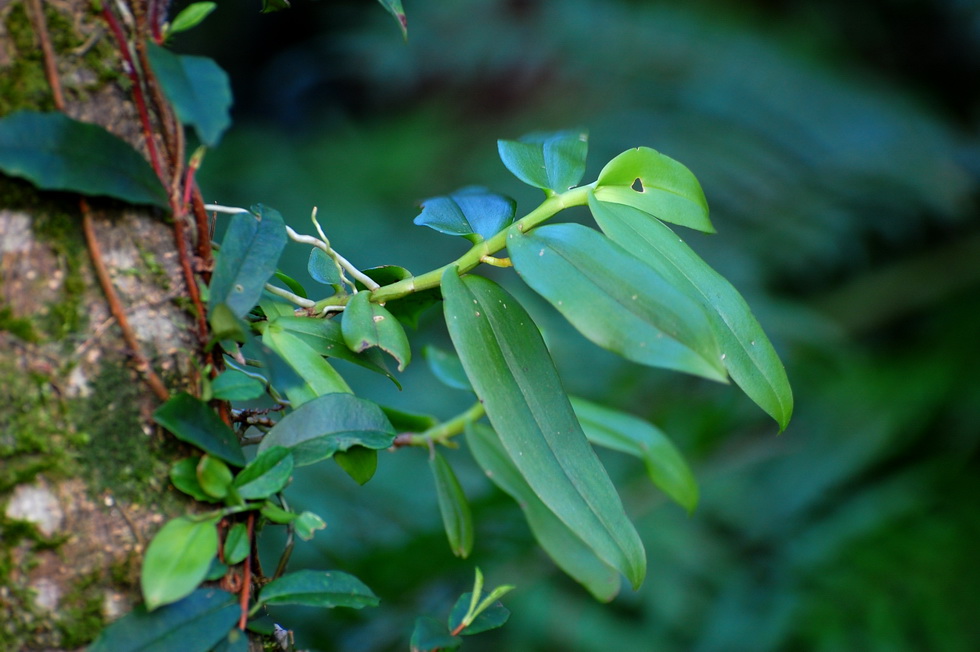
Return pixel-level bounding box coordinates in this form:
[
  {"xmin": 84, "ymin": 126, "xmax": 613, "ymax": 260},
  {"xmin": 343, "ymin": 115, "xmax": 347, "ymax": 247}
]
[
  {"xmin": 273, "ymin": 270, "xmax": 307, "ymax": 298},
  {"xmin": 208, "ymin": 206, "xmax": 287, "ymax": 318},
  {"xmin": 429, "ymin": 451, "xmax": 474, "ymax": 558},
  {"xmin": 443, "ymin": 270, "xmax": 645, "ymax": 588},
  {"xmin": 448, "ymin": 592, "xmax": 510, "ymax": 635},
  {"xmin": 415, "ymin": 187, "xmax": 516, "ymax": 242},
  {"xmin": 258, "ymin": 570, "xmax": 379, "ymax": 608},
  {"xmin": 594, "ymin": 147, "xmax": 714, "ymax": 233},
  {"xmin": 0, "ymin": 111, "xmax": 167, "ymax": 207},
  {"xmin": 508, "ymin": 223, "xmax": 727, "ymax": 382},
  {"xmin": 498, "ymin": 129, "xmax": 588, "ymax": 193},
  {"xmin": 342, "ymin": 291, "xmax": 411, "ymax": 371},
  {"xmin": 334, "ymin": 446, "xmax": 378, "ymax": 485},
  {"xmin": 167, "ymin": 2, "xmax": 217, "ymax": 36},
  {"xmin": 571, "ymin": 396, "xmax": 698, "ymax": 512},
  {"xmin": 376, "ymin": 0, "xmax": 407, "ymax": 38},
  {"xmin": 141, "ymin": 516, "xmax": 220, "ymax": 610},
  {"xmin": 263, "ymin": 320, "xmax": 352, "ymax": 404},
  {"xmin": 589, "ymin": 196, "xmax": 793, "ymax": 429},
  {"xmin": 257, "ymin": 393, "xmax": 396, "ymax": 466},
  {"xmin": 223, "ymin": 522, "xmax": 250, "ymax": 565},
  {"xmin": 233, "ymin": 446, "xmax": 294, "ymax": 499},
  {"xmin": 154, "ymin": 393, "xmax": 246, "ymax": 467}
]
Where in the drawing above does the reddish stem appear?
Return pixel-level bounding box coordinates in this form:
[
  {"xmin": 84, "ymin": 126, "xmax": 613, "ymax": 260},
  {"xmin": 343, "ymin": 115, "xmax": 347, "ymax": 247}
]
[{"xmin": 238, "ymin": 512, "xmax": 256, "ymax": 630}]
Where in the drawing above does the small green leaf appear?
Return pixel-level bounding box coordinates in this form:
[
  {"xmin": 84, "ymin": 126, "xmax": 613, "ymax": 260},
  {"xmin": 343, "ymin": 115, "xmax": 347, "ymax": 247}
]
[
  {"xmin": 233, "ymin": 446, "xmax": 294, "ymax": 499},
  {"xmin": 381, "ymin": 405, "xmax": 439, "ymax": 432},
  {"xmin": 169, "ymin": 457, "xmax": 217, "ymax": 502},
  {"xmin": 411, "ymin": 617, "xmax": 461, "ymax": 652},
  {"xmin": 414, "ymin": 187, "xmax": 516, "ymax": 242},
  {"xmin": 208, "ymin": 206, "xmax": 287, "ymax": 318},
  {"xmin": 260, "ymin": 502, "xmax": 296, "ymax": 524},
  {"xmin": 508, "ymin": 222, "xmax": 727, "ymax": 382},
  {"xmin": 308, "ymin": 248, "xmax": 342, "ymax": 286},
  {"xmin": 146, "ymin": 43, "xmax": 231, "ymax": 147},
  {"xmin": 294, "ymin": 511, "xmax": 327, "ymax": 540},
  {"xmin": 0, "ymin": 111, "xmax": 167, "ymax": 207},
  {"xmin": 263, "ymin": 320, "xmax": 352, "ymax": 405},
  {"xmin": 423, "ymin": 345, "xmax": 472, "ymax": 391},
  {"xmin": 571, "ymin": 396, "xmax": 698, "ymax": 513},
  {"xmin": 498, "ymin": 129, "xmax": 588, "ymax": 193},
  {"xmin": 141, "ymin": 516, "xmax": 219, "ymax": 610},
  {"xmin": 273, "ymin": 270, "xmax": 307, "ymax": 299},
  {"xmin": 223, "ymin": 523, "xmax": 250, "ymax": 566},
  {"xmin": 88, "ymin": 588, "xmax": 238, "ymax": 652},
  {"xmin": 207, "ymin": 303, "xmax": 249, "ymax": 344},
  {"xmin": 258, "ymin": 570, "xmax": 379, "ymax": 609},
  {"xmin": 257, "ymin": 393, "xmax": 396, "ymax": 466},
  {"xmin": 334, "ymin": 446, "xmax": 378, "ymax": 485},
  {"xmin": 376, "ymin": 0, "xmax": 407, "ymax": 38},
  {"xmin": 260, "ymin": 0, "xmax": 290, "ymax": 12},
  {"xmin": 448, "ymin": 592, "xmax": 510, "ymax": 635},
  {"xmin": 342, "ymin": 292, "xmax": 411, "ymax": 371},
  {"xmin": 430, "ymin": 451, "xmax": 474, "ymax": 558},
  {"xmin": 154, "ymin": 393, "xmax": 246, "ymax": 467},
  {"xmin": 210, "ymin": 368, "xmax": 266, "ymax": 401},
  {"xmin": 594, "ymin": 147, "xmax": 714, "ymax": 233},
  {"xmin": 167, "ymin": 2, "xmax": 217, "ymax": 36},
  {"xmin": 196, "ymin": 455, "xmax": 233, "ymax": 499}
]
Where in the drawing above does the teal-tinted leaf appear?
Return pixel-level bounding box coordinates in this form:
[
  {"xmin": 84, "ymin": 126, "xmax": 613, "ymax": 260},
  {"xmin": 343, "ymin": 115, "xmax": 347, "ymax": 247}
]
[
  {"xmin": 141, "ymin": 516, "xmax": 219, "ymax": 610},
  {"xmin": 258, "ymin": 570, "xmax": 379, "ymax": 608},
  {"xmin": 154, "ymin": 393, "xmax": 246, "ymax": 467},
  {"xmin": 210, "ymin": 368, "xmax": 266, "ymax": 401},
  {"xmin": 448, "ymin": 592, "xmax": 510, "ymax": 635},
  {"xmin": 423, "ymin": 345, "xmax": 472, "ymax": 391},
  {"xmin": 411, "ymin": 617, "xmax": 461, "ymax": 652},
  {"xmin": 207, "ymin": 303, "xmax": 248, "ymax": 344},
  {"xmin": 208, "ymin": 206, "xmax": 287, "ymax": 318},
  {"xmin": 508, "ymin": 222, "xmax": 727, "ymax": 382},
  {"xmin": 571, "ymin": 396, "xmax": 698, "ymax": 512},
  {"xmin": 0, "ymin": 111, "xmax": 166, "ymax": 207},
  {"xmin": 443, "ymin": 270, "xmax": 645, "ymax": 589},
  {"xmin": 594, "ymin": 147, "xmax": 714, "ymax": 233},
  {"xmin": 257, "ymin": 393, "xmax": 396, "ymax": 466},
  {"xmin": 381, "ymin": 405, "xmax": 439, "ymax": 432},
  {"xmin": 334, "ymin": 446, "xmax": 378, "ymax": 485},
  {"xmin": 211, "ymin": 628, "xmax": 248, "ymax": 652},
  {"xmin": 223, "ymin": 522, "xmax": 250, "ymax": 566},
  {"xmin": 589, "ymin": 196, "xmax": 793, "ymax": 429},
  {"xmin": 233, "ymin": 446, "xmax": 294, "ymax": 499},
  {"xmin": 196, "ymin": 455, "xmax": 233, "ymax": 499},
  {"xmin": 170, "ymin": 457, "xmax": 217, "ymax": 502},
  {"xmin": 342, "ymin": 291, "xmax": 411, "ymax": 371},
  {"xmin": 498, "ymin": 129, "xmax": 588, "ymax": 193},
  {"xmin": 273, "ymin": 270, "xmax": 307, "ymax": 299},
  {"xmin": 430, "ymin": 451, "xmax": 474, "ymax": 558},
  {"xmin": 294, "ymin": 511, "xmax": 327, "ymax": 540},
  {"xmin": 146, "ymin": 42, "xmax": 231, "ymax": 147},
  {"xmin": 376, "ymin": 0, "xmax": 407, "ymax": 38},
  {"xmin": 465, "ymin": 422, "xmax": 620, "ymax": 601},
  {"xmin": 263, "ymin": 320, "xmax": 352, "ymax": 405},
  {"xmin": 205, "ymin": 558, "xmax": 228, "ymax": 582},
  {"xmin": 88, "ymin": 588, "xmax": 238, "ymax": 652},
  {"xmin": 167, "ymin": 2, "xmax": 217, "ymax": 36},
  {"xmin": 308, "ymin": 247, "xmax": 342, "ymax": 286},
  {"xmin": 415, "ymin": 187, "xmax": 516, "ymax": 242}
]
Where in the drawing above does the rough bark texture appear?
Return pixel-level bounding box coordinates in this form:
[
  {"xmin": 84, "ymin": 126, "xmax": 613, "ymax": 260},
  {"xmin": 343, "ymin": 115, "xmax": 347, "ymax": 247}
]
[{"xmin": 1, "ymin": 0, "xmax": 198, "ymax": 647}]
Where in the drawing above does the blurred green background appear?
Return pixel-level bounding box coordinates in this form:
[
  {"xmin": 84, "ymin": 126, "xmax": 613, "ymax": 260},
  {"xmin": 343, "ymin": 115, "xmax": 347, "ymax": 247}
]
[{"xmin": 176, "ymin": 0, "xmax": 980, "ymax": 649}]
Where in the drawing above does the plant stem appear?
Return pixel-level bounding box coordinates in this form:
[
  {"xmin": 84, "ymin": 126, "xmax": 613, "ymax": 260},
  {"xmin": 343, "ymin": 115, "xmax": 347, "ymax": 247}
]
[{"xmin": 407, "ymin": 402, "xmax": 486, "ymax": 447}]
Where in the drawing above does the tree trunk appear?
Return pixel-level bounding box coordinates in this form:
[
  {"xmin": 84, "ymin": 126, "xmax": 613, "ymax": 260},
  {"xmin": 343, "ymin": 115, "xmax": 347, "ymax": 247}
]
[{"xmin": 1, "ymin": 1, "xmax": 199, "ymax": 647}]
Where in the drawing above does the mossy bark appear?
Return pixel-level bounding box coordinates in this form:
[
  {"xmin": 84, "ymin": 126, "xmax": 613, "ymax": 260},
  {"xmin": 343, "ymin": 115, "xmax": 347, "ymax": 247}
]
[{"xmin": 1, "ymin": 1, "xmax": 201, "ymax": 648}]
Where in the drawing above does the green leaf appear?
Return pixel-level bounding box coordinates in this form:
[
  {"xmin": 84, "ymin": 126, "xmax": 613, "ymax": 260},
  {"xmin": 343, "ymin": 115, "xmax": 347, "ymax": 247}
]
[
  {"xmin": 208, "ymin": 206, "xmax": 287, "ymax": 318},
  {"xmin": 411, "ymin": 617, "xmax": 461, "ymax": 652},
  {"xmin": 273, "ymin": 270, "xmax": 307, "ymax": 299},
  {"xmin": 233, "ymin": 446, "xmax": 294, "ymax": 499},
  {"xmin": 258, "ymin": 570, "xmax": 379, "ymax": 609},
  {"xmin": 570, "ymin": 396, "xmax": 698, "ymax": 513},
  {"xmin": 154, "ymin": 393, "xmax": 246, "ymax": 467},
  {"xmin": 88, "ymin": 588, "xmax": 238, "ymax": 652},
  {"xmin": 359, "ymin": 266, "xmax": 441, "ymax": 329},
  {"xmin": 498, "ymin": 129, "xmax": 588, "ymax": 193},
  {"xmin": 0, "ymin": 111, "xmax": 167, "ymax": 207},
  {"xmin": 376, "ymin": 0, "xmax": 407, "ymax": 38},
  {"xmin": 294, "ymin": 511, "xmax": 327, "ymax": 540},
  {"xmin": 263, "ymin": 320, "xmax": 352, "ymax": 405},
  {"xmin": 423, "ymin": 345, "xmax": 472, "ymax": 391},
  {"xmin": 169, "ymin": 457, "xmax": 218, "ymax": 502},
  {"xmin": 334, "ymin": 446, "xmax": 378, "ymax": 485},
  {"xmin": 146, "ymin": 42, "xmax": 231, "ymax": 147},
  {"xmin": 308, "ymin": 247, "xmax": 342, "ymax": 286},
  {"xmin": 465, "ymin": 422, "xmax": 620, "ymax": 602},
  {"xmin": 257, "ymin": 393, "xmax": 396, "ymax": 466},
  {"xmin": 443, "ymin": 270, "xmax": 646, "ymax": 589},
  {"xmin": 589, "ymin": 196, "xmax": 793, "ymax": 429},
  {"xmin": 207, "ymin": 303, "xmax": 249, "ymax": 344},
  {"xmin": 260, "ymin": 0, "xmax": 290, "ymax": 12},
  {"xmin": 260, "ymin": 502, "xmax": 296, "ymax": 524},
  {"xmin": 429, "ymin": 451, "xmax": 474, "ymax": 558},
  {"xmin": 508, "ymin": 222, "xmax": 727, "ymax": 382},
  {"xmin": 196, "ymin": 455, "xmax": 233, "ymax": 499},
  {"xmin": 415, "ymin": 187, "xmax": 516, "ymax": 242},
  {"xmin": 594, "ymin": 147, "xmax": 714, "ymax": 233},
  {"xmin": 211, "ymin": 628, "xmax": 248, "ymax": 652},
  {"xmin": 141, "ymin": 516, "xmax": 220, "ymax": 610},
  {"xmin": 381, "ymin": 405, "xmax": 439, "ymax": 432},
  {"xmin": 167, "ymin": 2, "xmax": 217, "ymax": 36},
  {"xmin": 210, "ymin": 368, "xmax": 266, "ymax": 401},
  {"xmin": 223, "ymin": 522, "xmax": 250, "ymax": 566},
  {"xmin": 448, "ymin": 592, "xmax": 510, "ymax": 635},
  {"xmin": 342, "ymin": 291, "xmax": 411, "ymax": 371}
]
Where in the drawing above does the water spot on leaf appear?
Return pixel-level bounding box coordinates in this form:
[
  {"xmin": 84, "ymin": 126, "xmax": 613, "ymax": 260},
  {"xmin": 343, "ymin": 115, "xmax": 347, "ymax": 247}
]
[{"xmin": 631, "ymin": 178, "xmax": 644, "ymax": 192}]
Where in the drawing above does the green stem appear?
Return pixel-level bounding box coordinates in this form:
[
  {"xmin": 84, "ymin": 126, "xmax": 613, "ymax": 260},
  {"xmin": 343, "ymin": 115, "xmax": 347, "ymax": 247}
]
[{"xmin": 408, "ymin": 401, "xmax": 486, "ymax": 447}]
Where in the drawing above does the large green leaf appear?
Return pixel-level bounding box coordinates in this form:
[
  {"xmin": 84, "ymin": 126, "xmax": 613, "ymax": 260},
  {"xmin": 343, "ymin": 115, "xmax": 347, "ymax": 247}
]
[
  {"xmin": 497, "ymin": 129, "xmax": 588, "ymax": 193},
  {"xmin": 414, "ymin": 187, "xmax": 516, "ymax": 242},
  {"xmin": 571, "ymin": 396, "xmax": 698, "ymax": 513},
  {"xmin": 0, "ymin": 111, "xmax": 167, "ymax": 207},
  {"xmin": 146, "ymin": 42, "xmax": 232, "ymax": 147},
  {"xmin": 141, "ymin": 516, "xmax": 220, "ymax": 610},
  {"xmin": 257, "ymin": 393, "xmax": 396, "ymax": 466},
  {"xmin": 342, "ymin": 291, "xmax": 411, "ymax": 371},
  {"xmin": 589, "ymin": 196, "xmax": 793, "ymax": 429},
  {"xmin": 593, "ymin": 147, "xmax": 714, "ymax": 233},
  {"xmin": 208, "ymin": 206, "xmax": 287, "ymax": 318},
  {"xmin": 443, "ymin": 270, "xmax": 645, "ymax": 589},
  {"xmin": 430, "ymin": 451, "xmax": 474, "ymax": 558},
  {"xmin": 508, "ymin": 222, "xmax": 727, "ymax": 382},
  {"xmin": 88, "ymin": 588, "xmax": 238, "ymax": 652},
  {"xmin": 464, "ymin": 423, "xmax": 620, "ymax": 601},
  {"xmin": 257, "ymin": 570, "xmax": 379, "ymax": 608},
  {"xmin": 153, "ymin": 393, "xmax": 246, "ymax": 467},
  {"xmin": 262, "ymin": 320, "xmax": 352, "ymax": 405}
]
